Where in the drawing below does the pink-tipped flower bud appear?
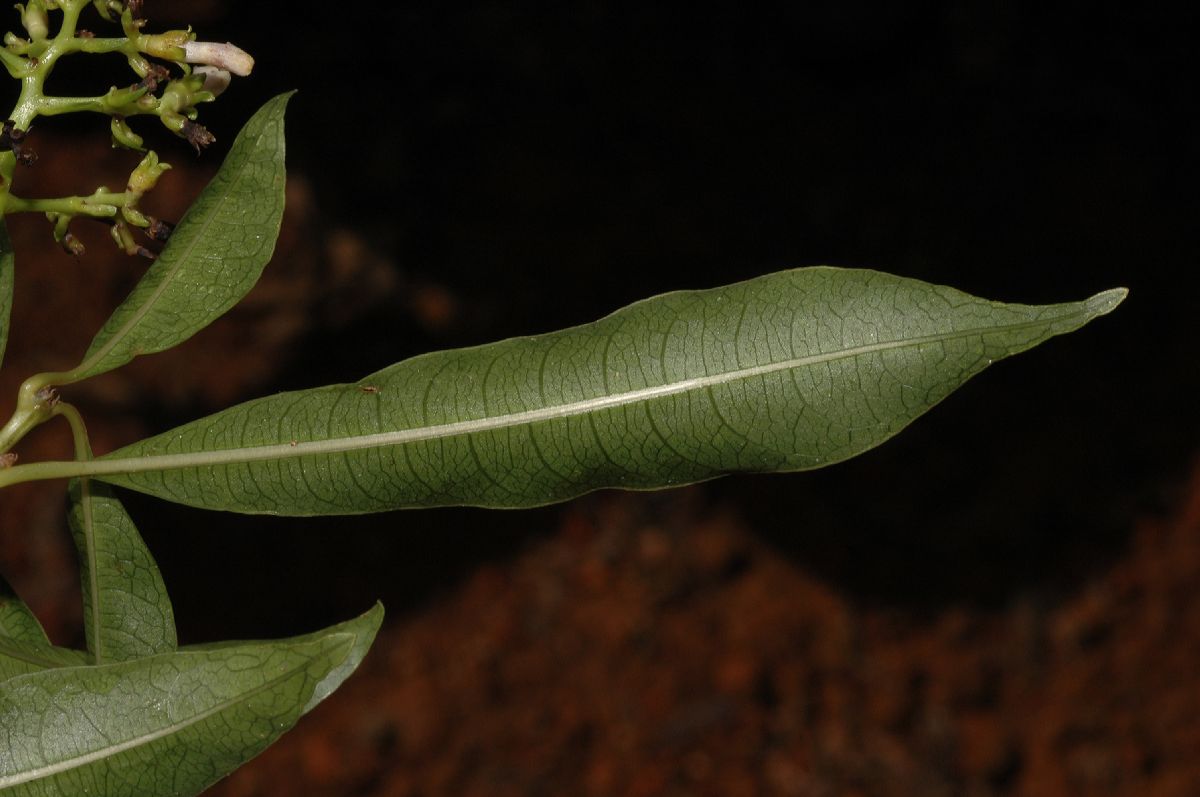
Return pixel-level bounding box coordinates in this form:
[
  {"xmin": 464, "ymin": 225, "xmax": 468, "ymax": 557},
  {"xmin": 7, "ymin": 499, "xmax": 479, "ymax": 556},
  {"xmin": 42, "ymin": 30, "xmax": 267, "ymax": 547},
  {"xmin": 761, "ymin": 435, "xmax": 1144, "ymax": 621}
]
[
  {"xmin": 194, "ymin": 65, "xmax": 232, "ymax": 97},
  {"xmin": 183, "ymin": 40, "xmax": 254, "ymax": 76}
]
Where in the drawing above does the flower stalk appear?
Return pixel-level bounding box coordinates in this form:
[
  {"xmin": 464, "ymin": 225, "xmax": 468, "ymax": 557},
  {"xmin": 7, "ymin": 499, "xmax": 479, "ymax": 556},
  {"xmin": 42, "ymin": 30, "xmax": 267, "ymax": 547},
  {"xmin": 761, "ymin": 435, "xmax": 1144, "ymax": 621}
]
[
  {"xmin": 0, "ymin": 0, "xmax": 252, "ymax": 230},
  {"xmin": 0, "ymin": 0, "xmax": 253, "ymax": 457}
]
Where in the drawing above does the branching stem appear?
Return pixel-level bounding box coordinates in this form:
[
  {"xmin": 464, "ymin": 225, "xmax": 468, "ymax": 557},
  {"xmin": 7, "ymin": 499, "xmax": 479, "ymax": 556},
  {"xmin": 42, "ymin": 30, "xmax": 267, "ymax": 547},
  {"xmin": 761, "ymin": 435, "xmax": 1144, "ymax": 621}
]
[{"xmin": 0, "ymin": 0, "xmax": 252, "ymax": 479}]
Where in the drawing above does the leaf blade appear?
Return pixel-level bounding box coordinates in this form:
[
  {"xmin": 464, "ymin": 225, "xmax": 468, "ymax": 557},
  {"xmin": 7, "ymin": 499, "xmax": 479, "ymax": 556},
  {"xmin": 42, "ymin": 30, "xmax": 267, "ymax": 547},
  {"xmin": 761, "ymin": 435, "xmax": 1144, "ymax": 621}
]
[
  {"xmin": 0, "ymin": 604, "xmax": 381, "ymax": 796},
  {"xmin": 67, "ymin": 479, "xmax": 177, "ymax": 663},
  {"xmin": 0, "ymin": 574, "xmax": 49, "ymax": 648},
  {"xmin": 1, "ymin": 575, "xmax": 88, "ymax": 682},
  {"xmin": 0, "ymin": 637, "xmax": 89, "ymax": 682},
  {"xmin": 82, "ymin": 268, "xmax": 1125, "ymax": 514},
  {"xmin": 68, "ymin": 92, "xmax": 290, "ymax": 381}
]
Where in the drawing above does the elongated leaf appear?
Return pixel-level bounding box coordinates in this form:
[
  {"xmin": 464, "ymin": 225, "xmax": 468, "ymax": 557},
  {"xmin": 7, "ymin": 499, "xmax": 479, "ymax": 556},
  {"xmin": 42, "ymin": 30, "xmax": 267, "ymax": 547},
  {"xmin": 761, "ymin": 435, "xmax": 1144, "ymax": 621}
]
[
  {"xmin": 0, "ymin": 637, "xmax": 89, "ymax": 682},
  {"xmin": 13, "ymin": 268, "xmax": 1124, "ymax": 513},
  {"xmin": 93, "ymin": 267, "xmax": 1126, "ymax": 514},
  {"xmin": 67, "ymin": 478, "xmax": 176, "ymax": 663},
  {"xmin": 0, "ymin": 603, "xmax": 382, "ymax": 796},
  {"xmin": 67, "ymin": 93, "xmax": 290, "ymax": 381},
  {"xmin": 0, "ymin": 220, "xmax": 12, "ymax": 369},
  {"xmin": 1, "ymin": 575, "xmax": 87, "ymax": 683},
  {"xmin": 182, "ymin": 601, "xmax": 383, "ymax": 713},
  {"xmin": 0, "ymin": 574, "xmax": 49, "ymax": 647}
]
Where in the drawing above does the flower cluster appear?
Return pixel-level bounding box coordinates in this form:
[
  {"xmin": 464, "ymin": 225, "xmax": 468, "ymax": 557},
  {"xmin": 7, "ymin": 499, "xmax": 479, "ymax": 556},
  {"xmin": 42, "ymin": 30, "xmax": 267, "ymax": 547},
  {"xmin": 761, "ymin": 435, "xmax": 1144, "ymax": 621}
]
[{"xmin": 0, "ymin": 0, "xmax": 254, "ymax": 256}]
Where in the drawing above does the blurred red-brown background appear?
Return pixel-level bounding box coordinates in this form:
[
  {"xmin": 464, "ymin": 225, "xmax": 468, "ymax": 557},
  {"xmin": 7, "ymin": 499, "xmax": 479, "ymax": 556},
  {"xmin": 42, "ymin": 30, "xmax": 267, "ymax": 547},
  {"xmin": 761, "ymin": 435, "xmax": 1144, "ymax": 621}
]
[{"xmin": 1, "ymin": 2, "xmax": 1196, "ymax": 794}]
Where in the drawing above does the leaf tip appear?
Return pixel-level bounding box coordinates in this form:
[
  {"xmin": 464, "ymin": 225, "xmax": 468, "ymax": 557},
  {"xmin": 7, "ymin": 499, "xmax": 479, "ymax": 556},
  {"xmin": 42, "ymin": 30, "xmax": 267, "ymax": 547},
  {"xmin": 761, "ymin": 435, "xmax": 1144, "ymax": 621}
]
[{"xmin": 1085, "ymin": 287, "xmax": 1128, "ymax": 319}]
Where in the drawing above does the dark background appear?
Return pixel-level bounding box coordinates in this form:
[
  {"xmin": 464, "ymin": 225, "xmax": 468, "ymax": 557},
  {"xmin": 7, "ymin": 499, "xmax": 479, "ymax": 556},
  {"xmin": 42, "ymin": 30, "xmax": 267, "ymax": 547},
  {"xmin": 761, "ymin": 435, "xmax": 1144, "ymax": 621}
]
[
  {"xmin": 0, "ymin": 0, "xmax": 1188, "ymax": 638},
  {"xmin": 2, "ymin": 1, "xmax": 1197, "ymax": 793},
  {"xmin": 121, "ymin": 0, "xmax": 1192, "ymax": 639}
]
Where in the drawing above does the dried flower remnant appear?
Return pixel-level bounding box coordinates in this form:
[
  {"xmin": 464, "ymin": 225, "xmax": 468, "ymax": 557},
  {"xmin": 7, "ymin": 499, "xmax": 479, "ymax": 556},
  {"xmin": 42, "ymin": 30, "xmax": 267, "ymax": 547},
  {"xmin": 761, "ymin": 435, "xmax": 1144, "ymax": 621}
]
[
  {"xmin": 0, "ymin": 0, "xmax": 255, "ymax": 255},
  {"xmin": 0, "ymin": 120, "xmax": 36, "ymax": 166},
  {"xmin": 181, "ymin": 119, "xmax": 215, "ymax": 153}
]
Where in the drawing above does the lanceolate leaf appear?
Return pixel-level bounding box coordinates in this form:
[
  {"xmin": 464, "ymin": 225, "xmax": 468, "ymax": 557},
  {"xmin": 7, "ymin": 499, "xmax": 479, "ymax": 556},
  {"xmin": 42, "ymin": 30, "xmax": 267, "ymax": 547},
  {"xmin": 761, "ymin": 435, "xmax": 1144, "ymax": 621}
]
[
  {"xmin": 67, "ymin": 478, "xmax": 177, "ymax": 663},
  {"xmin": 1, "ymin": 575, "xmax": 87, "ymax": 682},
  {"xmin": 0, "ymin": 220, "xmax": 13, "ymax": 369},
  {"xmin": 183, "ymin": 602, "xmax": 383, "ymax": 713},
  {"xmin": 66, "ymin": 92, "xmax": 290, "ymax": 382},
  {"xmin": 0, "ymin": 637, "xmax": 89, "ymax": 683},
  {"xmin": 0, "ymin": 574, "xmax": 49, "ymax": 647},
  {"xmin": 2, "ymin": 268, "xmax": 1126, "ymax": 512},
  {"xmin": 0, "ymin": 603, "xmax": 382, "ymax": 797}
]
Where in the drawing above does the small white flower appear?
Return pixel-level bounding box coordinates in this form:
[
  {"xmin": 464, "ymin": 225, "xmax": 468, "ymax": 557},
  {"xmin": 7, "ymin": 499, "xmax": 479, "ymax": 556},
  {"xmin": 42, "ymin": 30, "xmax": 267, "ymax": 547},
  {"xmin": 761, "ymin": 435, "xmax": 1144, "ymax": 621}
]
[
  {"xmin": 182, "ymin": 41, "xmax": 254, "ymax": 77},
  {"xmin": 194, "ymin": 65, "xmax": 232, "ymax": 97}
]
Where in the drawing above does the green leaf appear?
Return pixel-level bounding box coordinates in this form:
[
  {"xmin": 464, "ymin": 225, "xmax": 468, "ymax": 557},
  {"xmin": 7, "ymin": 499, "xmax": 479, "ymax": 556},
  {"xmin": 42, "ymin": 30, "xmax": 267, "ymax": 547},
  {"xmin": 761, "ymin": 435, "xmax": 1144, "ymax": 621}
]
[
  {"xmin": 1, "ymin": 575, "xmax": 88, "ymax": 682},
  {"xmin": 0, "ymin": 573, "xmax": 49, "ymax": 647},
  {"xmin": 182, "ymin": 601, "xmax": 383, "ymax": 714},
  {"xmin": 66, "ymin": 92, "xmax": 290, "ymax": 382},
  {"xmin": 0, "ymin": 220, "xmax": 13, "ymax": 369},
  {"xmin": 0, "ymin": 603, "xmax": 382, "ymax": 796},
  {"xmin": 67, "ymin": 478, "xmax": 176, "ymax": 663},
  {"xmin": 21, "ymin": 268, "xmax": 1125, "ymax": 513},
  {"xmin": 0, "ymin": 637, "xmax": 89, "ymax": 683}
]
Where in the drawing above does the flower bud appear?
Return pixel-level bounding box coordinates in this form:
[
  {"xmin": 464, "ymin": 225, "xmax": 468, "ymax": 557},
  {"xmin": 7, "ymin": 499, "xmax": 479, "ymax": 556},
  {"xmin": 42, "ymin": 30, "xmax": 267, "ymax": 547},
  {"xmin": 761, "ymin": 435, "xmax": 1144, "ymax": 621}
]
[
  {"xmin": 157, "ymin": 74, "xmax": 202, "ymax": 115},
  {"xmin": 110, "ymin": 117, "xmax": 145, "ymax": 150},
  {"xmin": 4, "ymin": 31, "xmax": 30, "ymax": 53},
  {"xmin": 50, "ymin": 215, "xmax": 86, "ymax": 256},
  {"xmin": 183, "ymin": 40, "xmax": 254, "ymax": 76},
  {"xmin": 121, "ymin": 205, "xmax": 149, "ymax": 228},
  {"xmin": 137, "ymin": 30, "xmax": 190, "ymax": 61},
  {"xmin": 194, "ymin": 65, "xmax": 231, "ymax": 97},
  {"xmin": 127, "ymin": 150, "xmax": 170, "ymax": 194},
  {"xmin": 15, "ymin": 1, "xmax": 49, "ymax": 41}
]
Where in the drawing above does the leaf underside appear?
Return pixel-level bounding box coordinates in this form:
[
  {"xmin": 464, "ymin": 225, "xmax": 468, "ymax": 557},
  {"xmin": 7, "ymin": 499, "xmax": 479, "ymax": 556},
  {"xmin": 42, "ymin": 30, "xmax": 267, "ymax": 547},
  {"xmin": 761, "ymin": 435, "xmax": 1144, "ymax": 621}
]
[
  {"xmin": 0, "ymin": 575, "xmax": 49, "ymax": 649},
  {"xmin": 96, "ymin": 267, "xmax": 1125, "ymax": 515},
  {"xmin": 1, "ymin": 574, "xmax": 88, "ymax": 683},
  {"xmin": 70, "ymin": 92, "xmax": 290, "ymax": 381},
  {"xmin": 1, "ymin": 574, "xmax": 89, "ymax": 682},
  {"xmin": 67, "ymin": 479, "xmax": 177, "ymax": 664},
  {"xmin": 0, "ymin": 604, "xmax": 382, "ymax": 797}
]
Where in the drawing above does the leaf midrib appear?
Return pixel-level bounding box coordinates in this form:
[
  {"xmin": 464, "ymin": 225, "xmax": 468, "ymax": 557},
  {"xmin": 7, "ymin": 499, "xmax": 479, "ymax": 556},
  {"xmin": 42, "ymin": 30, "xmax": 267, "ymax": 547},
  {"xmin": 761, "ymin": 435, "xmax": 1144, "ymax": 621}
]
[
  {"xmin": 94, "ymin": 308, "xmax": 1092, "ymax": 473},
  {"xmin": 0, "ymin": 293, "xmax": 1116, "ymax": 490},
  {"xmin": 79, "ymin": 478, "xmax": 104, "ymax": 664},
  {"xmin": 0, "ymin": 636, "xmax": 350, "ymax": 788},
  {"xmin": 75, "ymin": 124, "xmax": 266, "ymax": 374},
  {"xmin": 0, "ymin": 639, "xmax": 80, "ymax": 669}
]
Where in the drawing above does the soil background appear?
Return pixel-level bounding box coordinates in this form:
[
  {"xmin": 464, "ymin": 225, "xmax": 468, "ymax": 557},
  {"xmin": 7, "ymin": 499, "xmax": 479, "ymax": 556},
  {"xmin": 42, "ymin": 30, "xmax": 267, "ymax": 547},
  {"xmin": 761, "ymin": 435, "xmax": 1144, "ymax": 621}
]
[{"xmin": 1, "ymin": 2, "xmax": 1197, "ymax": 795}]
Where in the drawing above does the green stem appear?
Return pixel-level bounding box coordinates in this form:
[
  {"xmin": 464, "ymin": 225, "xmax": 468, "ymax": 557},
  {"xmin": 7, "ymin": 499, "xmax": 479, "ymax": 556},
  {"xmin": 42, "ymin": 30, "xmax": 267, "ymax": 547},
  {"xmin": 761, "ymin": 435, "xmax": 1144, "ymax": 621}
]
[
  {"xmin": 74, "ymin": 36, "xmax": 133, "ymax": 55},
  {"xmin": 7, "ymin": 0, "xmax": 117, "ymax": 128},
  {"xmin": 0, "ymin": 152, "xmax": 16, "ymax": 212},
  {"xmin": 52, "ymin": 402, "xmax": 105, "ymax": 663},
  {"xmin": 29, "ymin": 95, "xmax": 109, "ymax": 116},
  {"xmin": 0, "ymin": 378, "xmax": 57, "ymax": 455},
  {"xmin": 2, "ymin": 191, "xmax": 132, "ymax": 218},
  {"xmin": 51, "ymin": 401, "xmax": 91, "ymax": 460},
  {"xmin": 53, "ymin": 0, "xmax": 90, "ymax": 46},
  {"xmin": 1, "ymin": 455, "xmax": 104, "ymax": 487}
]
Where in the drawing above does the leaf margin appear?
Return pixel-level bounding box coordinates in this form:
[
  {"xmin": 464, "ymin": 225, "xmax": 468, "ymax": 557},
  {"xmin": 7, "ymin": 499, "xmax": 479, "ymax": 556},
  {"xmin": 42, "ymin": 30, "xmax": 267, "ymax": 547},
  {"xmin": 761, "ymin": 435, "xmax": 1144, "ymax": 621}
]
[
  {"xmin": 0, "ymin": 602, "xmax": 382, "ymax": 795},
  {"xmin": 65, "ymin": 91, "xmax": 292, "ymax": 382}
]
